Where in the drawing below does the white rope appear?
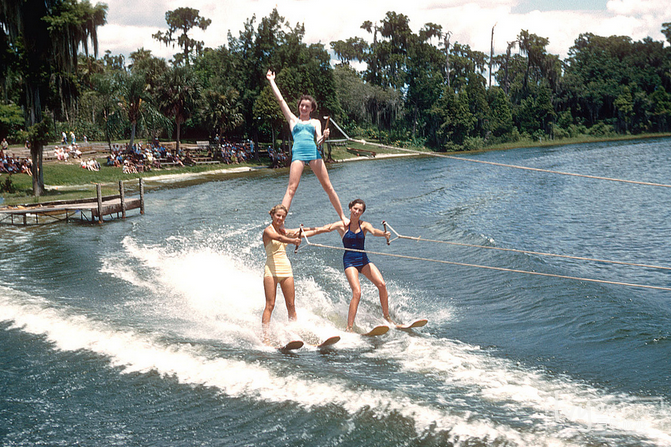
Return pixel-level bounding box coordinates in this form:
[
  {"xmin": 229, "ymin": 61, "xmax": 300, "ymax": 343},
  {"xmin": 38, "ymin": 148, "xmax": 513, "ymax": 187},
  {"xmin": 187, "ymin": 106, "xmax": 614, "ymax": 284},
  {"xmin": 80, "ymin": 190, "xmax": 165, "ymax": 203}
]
[
  {"xmin": 383, "ymin": 222, "xmax": 671, "ymax": 272},
  {"xmin": 328, "ymin": 117, "xmax": 671, "ymax": 189},
  {"xmin": 300, "ymin": 234, "xmax": 671, "ymax": 292}
]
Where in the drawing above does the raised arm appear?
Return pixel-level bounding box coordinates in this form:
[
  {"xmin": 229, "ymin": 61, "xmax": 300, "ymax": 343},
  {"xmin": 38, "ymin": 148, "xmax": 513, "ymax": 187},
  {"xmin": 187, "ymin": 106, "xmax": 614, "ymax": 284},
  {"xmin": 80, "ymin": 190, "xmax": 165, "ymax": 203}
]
[{"xmin": 266, "ymin": 70, "xmax": 296, "ymax": 125}]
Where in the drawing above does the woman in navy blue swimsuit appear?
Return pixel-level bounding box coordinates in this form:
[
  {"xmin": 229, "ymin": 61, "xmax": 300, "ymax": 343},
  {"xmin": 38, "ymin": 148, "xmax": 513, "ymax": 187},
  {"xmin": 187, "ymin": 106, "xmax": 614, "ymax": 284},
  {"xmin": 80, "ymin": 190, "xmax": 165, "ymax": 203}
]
[
  {"xmin": 311, "ymin": 199, "xmax": 392, "ymax": 331},
  {"xmin": 266, "ymin": 70, "xmax": 348, "ymax": 227}
]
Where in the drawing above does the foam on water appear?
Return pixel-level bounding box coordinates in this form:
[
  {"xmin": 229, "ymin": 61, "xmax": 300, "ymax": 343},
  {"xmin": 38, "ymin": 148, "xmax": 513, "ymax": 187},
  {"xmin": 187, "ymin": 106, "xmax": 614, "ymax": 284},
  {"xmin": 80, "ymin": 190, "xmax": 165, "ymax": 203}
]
[
  {"xmin": 3, "ymin": 227, "xmax": 671, "ymax": 446},
  {"xmin": 1, "ymin": 286, "xmax": 555, "ymax": 446}
]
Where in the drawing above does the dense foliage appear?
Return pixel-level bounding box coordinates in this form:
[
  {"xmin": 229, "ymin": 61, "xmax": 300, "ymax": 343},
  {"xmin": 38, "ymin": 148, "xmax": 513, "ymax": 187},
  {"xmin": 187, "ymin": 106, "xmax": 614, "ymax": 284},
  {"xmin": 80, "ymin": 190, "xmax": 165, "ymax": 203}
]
[{"xmin": 2, "ymin": 5, "xmax": 671, "ymax": 180}]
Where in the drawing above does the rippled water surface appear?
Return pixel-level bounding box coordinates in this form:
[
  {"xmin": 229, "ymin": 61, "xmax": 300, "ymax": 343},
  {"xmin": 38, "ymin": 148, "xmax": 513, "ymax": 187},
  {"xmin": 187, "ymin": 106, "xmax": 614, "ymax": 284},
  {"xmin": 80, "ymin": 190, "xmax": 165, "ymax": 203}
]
[{"xmin": 2, "ymin": 138, "xmax": 670, "ymax": 446}]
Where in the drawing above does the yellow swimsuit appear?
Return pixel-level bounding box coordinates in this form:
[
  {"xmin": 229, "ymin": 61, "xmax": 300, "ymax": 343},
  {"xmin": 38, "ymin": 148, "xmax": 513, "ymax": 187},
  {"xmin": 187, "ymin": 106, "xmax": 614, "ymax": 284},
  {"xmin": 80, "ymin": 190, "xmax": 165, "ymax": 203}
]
[{"xmin": 264, "ymin": 239, "xmax": 293, "ymax": 278}]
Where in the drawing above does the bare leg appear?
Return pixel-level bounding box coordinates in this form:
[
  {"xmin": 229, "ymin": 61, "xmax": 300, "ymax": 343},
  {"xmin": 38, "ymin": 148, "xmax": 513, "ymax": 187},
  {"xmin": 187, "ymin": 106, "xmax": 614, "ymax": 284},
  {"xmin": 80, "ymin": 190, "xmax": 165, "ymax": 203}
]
[
  {"xmin": 278, "ymin": 277, "xmax": 297, "ymax": 321},
  {"xmin": 282, "ymin": 160, "xmax": 305, "ymax": 212},
  {"xmin": 262, "ymin": 275, "xmax": 278, "ymax": 343},
  {"xmin": 309, "ymin": 159, "xmax": 347, "ymax": 224},
  {"xmin": 360, "ymin": 263, "xmax": 390, "ymax": 322},
  {"xmin": 344, "ymin": 267, "xmax": 362, "ymax": 331}
]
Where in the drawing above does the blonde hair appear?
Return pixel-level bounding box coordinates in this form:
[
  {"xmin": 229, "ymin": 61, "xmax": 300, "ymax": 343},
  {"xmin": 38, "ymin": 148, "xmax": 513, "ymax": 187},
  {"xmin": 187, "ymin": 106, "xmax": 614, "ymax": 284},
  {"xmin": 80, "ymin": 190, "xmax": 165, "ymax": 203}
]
[{"xmin": 269, "ymin": 204, "xmax": 288, "ymax": 216}]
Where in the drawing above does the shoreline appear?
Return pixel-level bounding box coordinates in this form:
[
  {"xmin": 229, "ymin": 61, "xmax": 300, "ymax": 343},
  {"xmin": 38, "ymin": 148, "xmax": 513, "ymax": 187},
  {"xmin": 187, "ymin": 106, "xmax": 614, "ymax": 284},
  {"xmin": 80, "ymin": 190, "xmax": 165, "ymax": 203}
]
[
  {"xmin": 43, "ymin": 153, "xmax": 414, "ymax": 192},
  {"xmin": 3, "ymin": 133, "xmax": 670, "ymax": 206}
]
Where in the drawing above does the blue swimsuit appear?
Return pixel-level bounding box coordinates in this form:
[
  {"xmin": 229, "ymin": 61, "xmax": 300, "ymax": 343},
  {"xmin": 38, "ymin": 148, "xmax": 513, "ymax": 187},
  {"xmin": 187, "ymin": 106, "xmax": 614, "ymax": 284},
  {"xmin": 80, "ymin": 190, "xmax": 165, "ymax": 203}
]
[
  {"xmin": 342, "ymin": 222, "xmax": 370, "ymax": 271},
  {"xmin": 291, "ymin": 121, "xmax": 322, "ymax": 162}
]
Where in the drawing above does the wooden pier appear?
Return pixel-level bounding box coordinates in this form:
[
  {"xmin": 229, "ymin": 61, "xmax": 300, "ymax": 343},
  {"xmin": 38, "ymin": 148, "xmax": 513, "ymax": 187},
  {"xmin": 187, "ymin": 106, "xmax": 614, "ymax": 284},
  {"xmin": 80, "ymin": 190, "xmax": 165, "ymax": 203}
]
[{"xmin": 0, "ymin": 179, "xmax": 145, "ymax": 226}]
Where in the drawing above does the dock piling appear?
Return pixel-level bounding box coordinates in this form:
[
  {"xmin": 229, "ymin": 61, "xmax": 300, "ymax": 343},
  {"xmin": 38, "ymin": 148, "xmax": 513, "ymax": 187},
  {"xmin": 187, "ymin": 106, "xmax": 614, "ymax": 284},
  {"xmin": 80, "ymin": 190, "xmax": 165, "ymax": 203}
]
[
  {"xmin": 139, "ymin": 178, "xmax": 145, "ymax": 215},
  {"xmin": 96, "ymin": 184, "xmax": 103, "ymax": 224},
  {"xmin": 119, "ymin": 181, "xmax": 126, "ymax": 218}
]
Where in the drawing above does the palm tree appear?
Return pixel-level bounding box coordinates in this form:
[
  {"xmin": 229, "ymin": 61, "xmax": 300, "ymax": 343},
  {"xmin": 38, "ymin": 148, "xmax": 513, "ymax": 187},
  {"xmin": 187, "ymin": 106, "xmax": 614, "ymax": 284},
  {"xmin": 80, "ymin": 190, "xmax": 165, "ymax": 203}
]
[
  {"xmin": 117, "ymin": 70, "xmax": 149, "ymax": 149},
  {"xmin": 202, "ymin": 87, "xmax": 243, "ymax": 142},
  {"xmin": 154, "ymin": 66, "xmax": 202, "ymax": 152}
]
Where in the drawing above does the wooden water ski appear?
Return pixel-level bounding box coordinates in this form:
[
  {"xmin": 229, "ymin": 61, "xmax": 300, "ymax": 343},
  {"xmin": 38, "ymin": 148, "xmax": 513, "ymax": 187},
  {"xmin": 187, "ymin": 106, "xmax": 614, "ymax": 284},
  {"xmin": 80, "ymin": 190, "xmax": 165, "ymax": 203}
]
[
  {"xmin": 362, "ymin": 325, "xmax": 389, "ymax": 337},
  {"xmin": 278, "ymin": 340, "xmax": 304, "ymax": 352},
  {"xmin": 395, "ymin": 319, "xmax": 428, "ymax": 330},
  {"xmin": 316, "ymin": 336, "xmax": 340, "ymax": 348}
]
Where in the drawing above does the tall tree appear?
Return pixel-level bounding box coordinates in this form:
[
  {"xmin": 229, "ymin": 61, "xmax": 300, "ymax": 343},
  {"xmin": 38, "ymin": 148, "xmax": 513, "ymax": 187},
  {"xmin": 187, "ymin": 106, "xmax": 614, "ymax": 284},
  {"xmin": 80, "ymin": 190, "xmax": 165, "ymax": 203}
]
[
  {"xmin": 154, "ymin": 65, "xmax": 202, "ymax": 152},
  {"xmin": 153, "ymin": 7, "xmax": 211, "ymax": 66},
  {"xmin": 117, "ymin": 70, "xmax": 149, "ymax": 148},
  {"xmin": 0, "ymin": 0, "xmax": 107, "ymax": 196}
]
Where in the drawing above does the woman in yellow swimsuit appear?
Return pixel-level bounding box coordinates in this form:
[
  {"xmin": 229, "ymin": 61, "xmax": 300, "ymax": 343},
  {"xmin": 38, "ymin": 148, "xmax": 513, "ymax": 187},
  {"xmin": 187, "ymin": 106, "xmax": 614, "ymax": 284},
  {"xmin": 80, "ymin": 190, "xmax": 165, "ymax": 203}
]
[{"xmin": 262, "ymin": 204, "xmax": 320, "ymax": 341}]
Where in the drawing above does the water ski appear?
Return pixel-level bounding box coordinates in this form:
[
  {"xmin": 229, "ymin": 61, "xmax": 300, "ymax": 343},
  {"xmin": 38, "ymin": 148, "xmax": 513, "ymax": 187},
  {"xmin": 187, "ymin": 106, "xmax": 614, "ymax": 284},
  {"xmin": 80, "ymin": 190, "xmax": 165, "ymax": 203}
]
[
  {"xmin": 278, "ymin": 340, "xmax": 304, "ymax": 352},
  {"xmin": 395, "ymin": 319, "xmax": 428, "ymax": 330},
  {"xmin": 316, "ymin": 336, "xmax": 341, "ymax": 348},
  {"xmin": 362, "ymin": 325, "xmax": 389, "ymax": 337}
]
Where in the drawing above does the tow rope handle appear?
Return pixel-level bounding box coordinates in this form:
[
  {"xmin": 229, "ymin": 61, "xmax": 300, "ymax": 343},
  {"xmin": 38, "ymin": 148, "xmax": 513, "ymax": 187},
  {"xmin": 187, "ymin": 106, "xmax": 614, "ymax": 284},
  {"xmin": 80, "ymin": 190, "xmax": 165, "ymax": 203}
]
[
  {"xmin": 382, "ymin": 221, "xmax": 390, "ymax": 245},
  {"xmin": 295, "ymin": 226, "xmax": 304, "ymax": 253}
]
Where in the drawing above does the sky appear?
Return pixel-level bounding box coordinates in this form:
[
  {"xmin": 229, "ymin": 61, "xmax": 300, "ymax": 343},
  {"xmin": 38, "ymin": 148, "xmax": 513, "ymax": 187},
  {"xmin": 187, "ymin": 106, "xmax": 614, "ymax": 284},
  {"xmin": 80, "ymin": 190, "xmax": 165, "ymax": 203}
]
[{"xmin": 97, "ymin": 0, "xmax": 671, "ymax": 64}]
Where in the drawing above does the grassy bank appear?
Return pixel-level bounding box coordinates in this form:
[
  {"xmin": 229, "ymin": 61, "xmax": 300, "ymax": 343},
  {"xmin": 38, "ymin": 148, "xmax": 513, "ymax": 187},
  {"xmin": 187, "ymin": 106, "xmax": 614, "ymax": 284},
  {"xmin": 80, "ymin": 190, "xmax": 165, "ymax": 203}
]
[{"xmin": 0, "ymin": 159, "xmax": 269, "ymax": 205}]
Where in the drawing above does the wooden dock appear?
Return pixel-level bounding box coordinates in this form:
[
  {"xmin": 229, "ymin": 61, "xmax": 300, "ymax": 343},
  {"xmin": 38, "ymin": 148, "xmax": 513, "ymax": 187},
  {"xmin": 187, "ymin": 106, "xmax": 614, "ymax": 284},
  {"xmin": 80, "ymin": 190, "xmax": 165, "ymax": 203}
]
[{"xmin": 0, "ymin": 179, "xmax": 145, "ymax": 226}]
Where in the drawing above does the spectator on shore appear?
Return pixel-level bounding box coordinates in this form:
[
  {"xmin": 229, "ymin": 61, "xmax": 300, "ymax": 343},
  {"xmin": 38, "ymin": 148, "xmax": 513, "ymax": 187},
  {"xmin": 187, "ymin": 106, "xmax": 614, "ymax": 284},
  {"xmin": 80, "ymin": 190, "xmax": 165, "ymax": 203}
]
[{"xmin": 0, "ymin": 153, "xmax": 32, "ymax": 175}]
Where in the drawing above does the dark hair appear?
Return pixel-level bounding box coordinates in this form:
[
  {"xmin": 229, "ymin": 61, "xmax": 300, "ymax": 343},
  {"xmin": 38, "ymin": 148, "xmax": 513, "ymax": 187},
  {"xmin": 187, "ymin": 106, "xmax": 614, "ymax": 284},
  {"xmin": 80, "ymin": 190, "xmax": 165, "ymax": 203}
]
[
  {"xmin": 297, "ymin": 95, "xmax": 317, "ymax": 113},
  {"xmin": 348, "ymin": 199, "xmax": 366, "ymax": 213}
]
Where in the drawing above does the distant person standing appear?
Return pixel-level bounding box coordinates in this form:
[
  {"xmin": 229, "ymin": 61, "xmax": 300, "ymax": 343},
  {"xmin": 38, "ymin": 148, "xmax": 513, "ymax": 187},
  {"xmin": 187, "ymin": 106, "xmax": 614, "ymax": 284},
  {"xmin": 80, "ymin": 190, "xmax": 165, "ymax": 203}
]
[
  {"xmin": 61, "ymin": 131, "xmax": 67, "ymax": 144},
  {"xmin": 266, "ymin": 69, "xmax": 348, "ymax": 227},
  {"xmin": 70, "ymin": 131, "xmax": 76, "ymax": 145}
]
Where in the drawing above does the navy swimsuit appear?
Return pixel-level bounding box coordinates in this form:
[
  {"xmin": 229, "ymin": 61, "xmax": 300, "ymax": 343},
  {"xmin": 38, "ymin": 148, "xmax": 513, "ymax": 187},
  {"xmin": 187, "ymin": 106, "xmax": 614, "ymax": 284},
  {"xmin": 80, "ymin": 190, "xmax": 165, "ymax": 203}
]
[{"xmin": 342, "ymin": 222, "xmax": 370, "ymax": 271}]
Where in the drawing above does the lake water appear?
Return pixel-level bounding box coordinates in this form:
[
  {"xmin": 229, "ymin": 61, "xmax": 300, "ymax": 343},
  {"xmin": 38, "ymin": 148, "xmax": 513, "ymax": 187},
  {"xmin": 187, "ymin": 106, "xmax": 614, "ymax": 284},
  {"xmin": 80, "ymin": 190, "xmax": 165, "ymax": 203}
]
[{"xmin": 2, "ymin": 138, "xmax": 671, "ymax": 446}]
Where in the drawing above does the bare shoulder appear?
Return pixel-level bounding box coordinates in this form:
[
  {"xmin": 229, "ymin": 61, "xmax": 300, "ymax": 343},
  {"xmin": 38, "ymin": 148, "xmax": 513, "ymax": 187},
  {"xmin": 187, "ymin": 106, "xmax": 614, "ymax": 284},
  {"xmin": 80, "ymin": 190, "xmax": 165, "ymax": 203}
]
[{"xmin": 360, "ymin": 221, "xmax": 375, "ymax": 232}]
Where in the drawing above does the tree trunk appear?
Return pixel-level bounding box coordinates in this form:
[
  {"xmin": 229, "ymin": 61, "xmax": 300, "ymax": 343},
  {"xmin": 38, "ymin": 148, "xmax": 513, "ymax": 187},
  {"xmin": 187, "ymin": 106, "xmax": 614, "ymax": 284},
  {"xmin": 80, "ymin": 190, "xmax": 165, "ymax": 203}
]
[
  {"xmin": 129, "ymin": 121, "xmax": 137, "ymax": 149},
  {"xmin": 26, "ymin": 83, "xmax": 45, "ymax": 196},
  {"xmin": 176, "ymin": 121, "xmax": 181, "ymax": 152},
  {"xmin": 30, "ymin": 143, "xmax": 45, "ymax": 196}
]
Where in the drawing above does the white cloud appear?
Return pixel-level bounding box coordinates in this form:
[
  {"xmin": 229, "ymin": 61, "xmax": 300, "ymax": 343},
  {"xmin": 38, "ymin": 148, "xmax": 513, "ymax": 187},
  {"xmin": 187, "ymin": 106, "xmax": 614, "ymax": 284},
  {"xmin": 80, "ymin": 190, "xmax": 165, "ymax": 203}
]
[
  {"xmin": 97, "ymin": 0, "xmax": 671, "ymax": 64},
  {"xmin": 606, "ymin": 0, "xmax": 665, "ymax": 16}
]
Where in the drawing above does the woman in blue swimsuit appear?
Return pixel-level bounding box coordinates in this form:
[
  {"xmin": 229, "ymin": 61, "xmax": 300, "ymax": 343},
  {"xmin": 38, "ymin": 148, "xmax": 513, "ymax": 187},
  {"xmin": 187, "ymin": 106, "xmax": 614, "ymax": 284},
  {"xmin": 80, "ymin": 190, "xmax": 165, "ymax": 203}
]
[
  {"xmin": 267, "ymin": 70, "xmax": 348, "ymax": 227},
  {"xmin": 311, "ymin": 199, "xmax": 392, "ymax": 331}
]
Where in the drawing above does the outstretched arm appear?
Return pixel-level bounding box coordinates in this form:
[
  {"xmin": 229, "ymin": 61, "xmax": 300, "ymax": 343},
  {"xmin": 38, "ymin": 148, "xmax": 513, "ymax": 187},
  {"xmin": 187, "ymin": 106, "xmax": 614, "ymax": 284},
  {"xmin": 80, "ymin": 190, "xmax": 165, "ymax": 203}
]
[
  {"xmin": 264, "ymin": 226, "xmax": 301, "ymax": 246},
  {"xmin": 294, "ymin": 221, "xmax": 344, "ymax": 238},
  {"xmin": 266, "ymin": 70, "xmax": 295, "ymax": 124},
  {"xmin": 362, "ymin": 222, "xmax": 391, "ymax": 240}
]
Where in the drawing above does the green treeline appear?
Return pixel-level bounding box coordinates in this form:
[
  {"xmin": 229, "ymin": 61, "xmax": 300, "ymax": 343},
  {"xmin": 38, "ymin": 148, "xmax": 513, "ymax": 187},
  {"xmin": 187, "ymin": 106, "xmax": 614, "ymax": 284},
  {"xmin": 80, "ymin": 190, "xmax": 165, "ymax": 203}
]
[{"xmin": 3, "ymin": 6, "xmax": 671, "ymax": 155}]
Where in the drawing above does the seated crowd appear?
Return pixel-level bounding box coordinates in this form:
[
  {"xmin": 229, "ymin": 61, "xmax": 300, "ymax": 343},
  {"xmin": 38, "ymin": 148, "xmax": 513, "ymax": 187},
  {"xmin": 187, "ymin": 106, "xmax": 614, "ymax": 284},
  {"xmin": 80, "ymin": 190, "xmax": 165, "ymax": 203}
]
[
  {"xmin": 53, "ymin": 144, "xmax": 82, "ymax": 161},
  {"xmin": 106, "ymin": 141, "xmax": 171, "ymax": 173},
  {"xmin": 218, "ymin": 139, "xmax": 252, "ymax": 164},
  {"xmin": 0, "ymin": 148, "xmax": 33, "ymax": 176},
  {"xmin": 34, "ymin": 136, "xmax": 293, "ymax": 175}
]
